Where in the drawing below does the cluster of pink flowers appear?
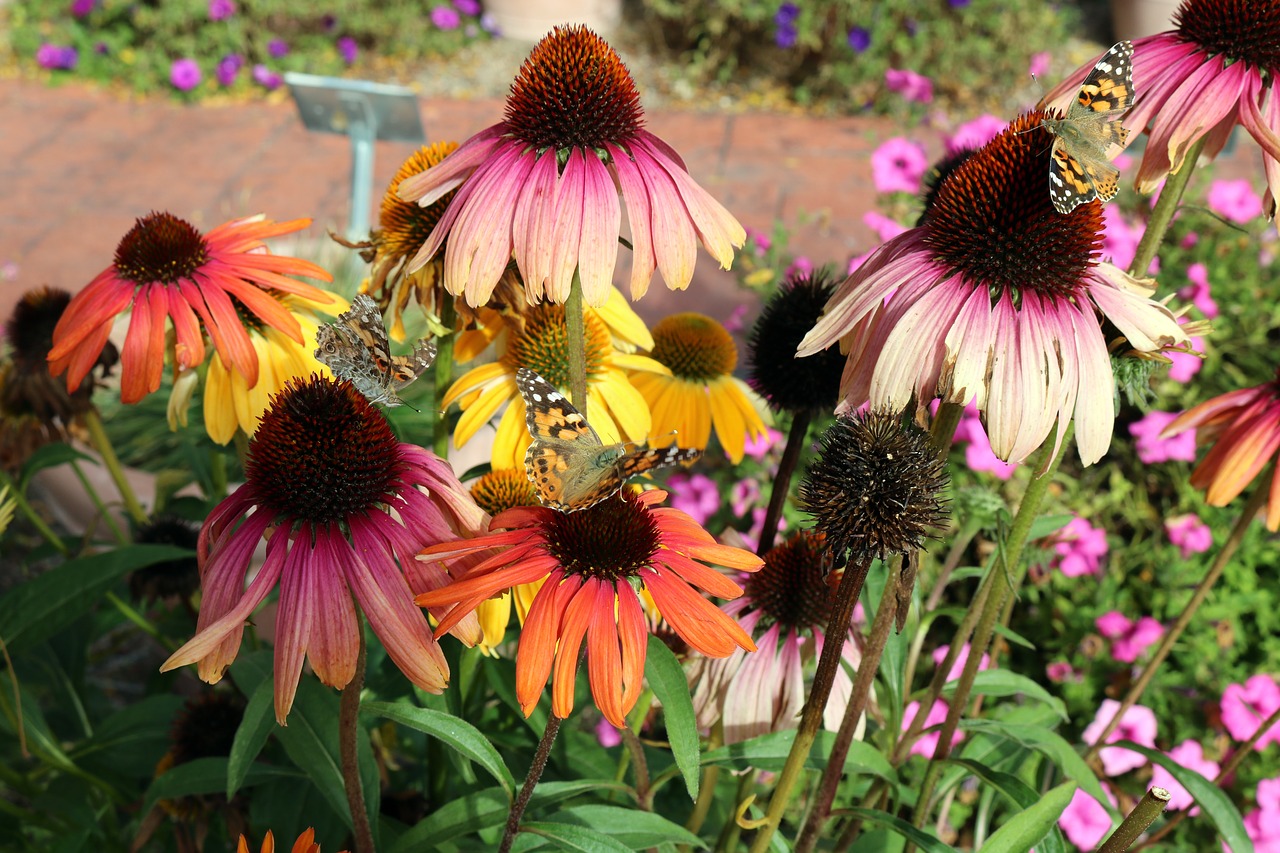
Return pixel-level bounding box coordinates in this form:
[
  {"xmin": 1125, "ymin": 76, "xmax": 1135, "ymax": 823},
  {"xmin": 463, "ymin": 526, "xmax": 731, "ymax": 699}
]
[
  {"xmin": 1207, "ymin": 178, "xmax": 1265, "ymax": 225},
  {"xmin": 1222, "ymin": 674, "xmax": 1280, "ymax": 750},
  {"xmin": 1081, "ymin": 699, "xmax": 1157, "ymax": 776},
  {"xmin": 1151, "ymin": 739, "xmax": 1219, "ymax": 814},
  {"xmin": 1048, "ymin": 517, "xmax": 1108, "ymax": 578},
  {"xmin": 1095, "ymin": 611, "xmax": 1163, "ymax": 664},
  {"xmin": 884, "ymin": 68, "xmax": 933, "ymax": 104},
  {"xmin": 1164, "ymin": 513, "xmax": 1212, "ymax": 559},
  {"xmin": 1242, "ymin": 777, "xmax": 1280, "ymax": 850},
  {"xmin": 1178, "ymin": 262, "xmax": 1219, "ymax": 319},
  {"xmin": 1128, "ymin": 410, "xmax": 1197, "ymax": 465}
]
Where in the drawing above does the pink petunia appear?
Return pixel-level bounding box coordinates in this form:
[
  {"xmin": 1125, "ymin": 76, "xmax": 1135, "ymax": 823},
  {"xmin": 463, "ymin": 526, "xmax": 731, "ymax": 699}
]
[
  {"xmin": 1095, "ymin": 611, "xmax": 1164, "ymax": 664},
  {"xmin": 1058, "ymin": 786, "xmax": 1115, "ymax": 849},
  {"xmin": 945, "ymin": 114, "xmax": 1007, "ymax": 156},
  {"xmin": 1179, "ymin": 262, "xmax": 1219, "ymax": 319},
  {"xmin": 666, "ymin": 472, "xmax": 721, "ymax": 526},
  {"xmin": 1240, "ymin": 778, "xmax": 1280, "ymax": 853},
  {"xmin": 903, "ymin": 699, "xmax": 963, "ymax": 757},
  {"xmin": 742, "ymin": 427, "xmax": 783, "ymax": 461},
  {"xmin": 1049, "ymin": 517, "xmax": 1108, "ymax": 578},
  {"xmin": 1082, "ymin": 699, "xmax": 1157, "ymax": 776},
  {"xmin": 1028, "ymin": 51, "xmax": 1051, "ymax": 80},
  {"xmin": 1046, "ymin": 661, "xmax": 1081, "ymax": 683},
  {"xmin": 1150, "ymin": 739, "xmax": 1220, "ymax": 813},
  {"xmin": 871, "ymin": 137, "xmax": 929, "ymax": 194},
  {"xmin": 1167, "ymin": 327, "xmax": 1205, "ymax": 384},
  {"xmin": 932, "ymin": 643, "xmax": 990, "ymax": 684},
  {"xmin": 1207, "ymin": 178, "xmax": 1265, "ymax": 224},
  {"xmin": 1221, "ymin": 674, "xmax": 1280, "ymax": 750},
  {"xmin": 1165, "ymin": 513, "xmax": 1213, "ymax": 559},
  {"xmin": 863, "ymin": 211, "xmax": 909, "ymax": 243},
  {"xmin": 953, "ymin": 410, "xmax": 1018, "ymax": 479},
  {"xmin": 884, "ymin": 68, "xmax": 933, "ymax": 103},
  {"xmin": 1129, "ymin": 410, "xmax": 1197, "ymax": 464},
  {"xmin": 730, "ymin": 479, "xmax": 760, "ymax": 517}
]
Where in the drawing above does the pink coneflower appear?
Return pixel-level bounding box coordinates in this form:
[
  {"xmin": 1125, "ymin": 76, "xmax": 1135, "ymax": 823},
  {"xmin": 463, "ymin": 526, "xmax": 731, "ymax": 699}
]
[
  {"xmin": 1048, "ymin": 0, "xmax": 1280, "ymax": 203},
  {"xmin": 416, "ymin": 489, "xmax": 760, "ymax": 727},
  {"xmin": 1162, "ymin": 367, "xmax": 1280, "ymax": 529},
  {"xmin": 397, "ymin": 25, "xmax": 744, "ymax": 308},
  {"xmin": 161, "ymin": 376, "xmax": 486, "ymax": 723},
  {"xmin": 690, "ymin": 531, "xmax": 862, "ymax": 745},
  {"xmin": 47, "ymin": 212, "xmax": 332, "ymax": 404},
  {"xmin": 797, "ymin": 112, "xmax": 1188, "ymax": 466}
]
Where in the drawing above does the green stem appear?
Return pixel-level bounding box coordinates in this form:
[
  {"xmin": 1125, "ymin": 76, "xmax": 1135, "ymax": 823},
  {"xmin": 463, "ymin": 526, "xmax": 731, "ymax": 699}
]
[
  {"xmin": 69, "ymin": 460, "xmax": 127, "ymax": 544},
  {"xmin": 928, "ymin": 401, "xmax": 965, "ymax": 453},
  {"xmin": 0, "ymin": 470, "xmax": 69, "ymax": 556},
  {"xmin": 566, "ymin": 274, "xmax": 587, "ymax": 413},
  {"xmin": 105, "ymin": 592, "xmax": 174, "ymax": 651},
  {"xmin": 501, "ymin": 714, "xmax": 563, "ymax": 853},
  {"xmin": 756, "ymin": 409, "xmax": 811, "ymax": 556},
  {"xmin": 340, "ymin": 627, "xmax": 374, "ymax": 853},
  {"xmin": 1098, "ymin": 787, "xmax": 1170, "ymax": 853},
  {"xmin": 911, "ymin": 433, "xmax": 1066, "ymax": 831},
  {"xmin": 1128, "ymin": 136, "xmax": 1206, "ymax": 279},
  {"xmin": 746, "ymin": 553, "xmax": 874, "ymax": 853},
  {"xmin": 433, "ymin": 293, "xmax": 457, "ymax": 459},
  {"xmin": 1084, "ymin": 481, "xmax": 1267, "ymax": 762},
  {"xmin": 83, "ymin": 408, "xmax": 147, "ymax": 525}
]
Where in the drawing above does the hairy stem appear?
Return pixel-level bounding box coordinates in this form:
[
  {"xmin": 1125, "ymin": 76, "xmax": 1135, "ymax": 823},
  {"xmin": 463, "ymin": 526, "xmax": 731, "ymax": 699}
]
[
  {"xmin": 757, "ymin": 409, "xmax": 811, "ymax": 556},
  {"xmin": 340, "ymin": 628, "xmax": 374, "ymax": 853},
  {"xmin": 500, "ymin": 714, "xmax": 564, "ymax": 853}
]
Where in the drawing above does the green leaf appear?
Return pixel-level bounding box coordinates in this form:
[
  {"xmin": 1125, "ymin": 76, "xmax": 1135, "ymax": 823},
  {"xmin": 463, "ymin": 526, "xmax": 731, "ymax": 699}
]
[
  {"xmin": 1028, "ymin": 514, "xmax": 1072, "ymax": 540},
  {"xmin": 228, "ymin": 680, "xmax": 275, "ymax": 798},
  {"xmin": 643, "ymin": 635, "xmax": 699, "ymax": 800},
  {"xmin": 273, "ymin": 680, "xmax": 353, "ymax": 831},
  {"xmin": 943, "ymin": 759, "xmax": 1067, "ymax": 853},
  {"xmin": 388, "ymin": 787, "xmax": 509, "ymax": 852},
  {"xmin": 959, "ymin": 719, "xmax": 1110, "ymax": 814},
  {"xmin": 363, "ymin": 700, "xmax": 515, "ymax": 796},
  {"xmin": 18, "ymin": 442, "xmax": 93, "ymax": 490},
  {"xmin": 842, "ymin": 808, "xmax": 958, "ymax": 853},
  {"xmin": 141, "ymin": 757, "xmax": 295, "ymax": 819},
  {"xmin": 703, "ymin": 730, "xmax": 896, "ymax": 781},
  {"xmin": 942, "ymin": 669, "xmax": 1067, "ymax": 720},
  {"xmin": 977, "ymin": 781, "xmax": 1075, "ymax": 853},
  {"xmin": 1115, "ymin": 741, "xmax": 1253, "ymax": 853},
  {"xmin": 559, "ymin": 805, "xmax": 706, "ymax": 848},
  {"xmin": 518, "ymin": 821, "xmax": 636, "ymax": 852},
  {"xmin": 0, "ymin": 544, "xmax": 192, "ymax": 652}
]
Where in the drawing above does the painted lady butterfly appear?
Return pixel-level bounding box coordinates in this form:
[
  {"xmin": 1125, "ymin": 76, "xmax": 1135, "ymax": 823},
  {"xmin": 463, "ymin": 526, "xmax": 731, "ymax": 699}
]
[
  {"xmin": 315, "ymin": 293, "xmax": 436, "ymax": 407},
  {"xmin": 516, "ymin": 367, "xmax": 701, "ymax": 512},
  {"xmin": 1042, "ymin": 40, "xmax": 1134, "ymax": 215}
]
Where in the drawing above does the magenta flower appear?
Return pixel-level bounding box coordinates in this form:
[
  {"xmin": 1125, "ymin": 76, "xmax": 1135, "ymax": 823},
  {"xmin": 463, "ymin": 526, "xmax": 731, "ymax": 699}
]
[
  {"xmin": 1028, "ymin": 51, "xmax": 1051, "ymax": 79},
  {"xmin": 160, "ymin": 377, "xmax": 486, "ymax": 723},
  {"xmin": 784, "ymin": 256, "xmax": 814, "ymax": 280},
  {"xmin": 743, "ymin": 427, "xmax": 782, "ymax": 460},
  {"xmin": 871, "ymin": 137, "xmax": 928, "ymax": 194},
  {"xmin": 1101, "ymin": 207, "xmax": 1144, "ymax": 273},
  {"xmin": 903, "ymin": 699, "xmax": 963, "ymax": 757},
  {"xmin": 431, "ymin": 5, "xmax": 462, "ymax": 29},
  {"xmin": 1151, "ymin": 739, "xmax": 1220, "ymax": 813},
  {"xmin": 36, "ymin": 44, "xmax": 78, "ymax": 70},
  {"xmin": 744, "ymin": 226, "xmax": 772, "ymax": 254},
  {"xmin": 452, "ymin": 0, "xmax": 481, "ymax": 14},
  {"xmin": 216, "ymin": 54, "xmax": 244, "ymax": 87},
  {"xmin": 1046, "ymin": 661, "xmax": 1081, "ymax": 683},
  {"xmin": 1058, "ymin": 787, "xmax": 1115, "ymax": 849},
  {"xmin": 1048, "ymin": 516, "xmax": 1108, "ymax": 578},
  {"xmin": 1164, "ymin": 513, "xmax": 1212, "ymax": 558},
  {"xmin": 932, "ymin": 643, "xmax": 990, "ymax": 684},
  {"xmin": 1178, "ymin": 262, "xmax": 1218, "ymax": 318},
  {"xmin": 945, "ymin": 114, "xmax": 1006, "ymax": 156},
  {"xmin": 884, "ymin": 68, "xmax": 933, "ymax": 103},
  {"xmin": 71, "ymin": 0, "xmax": 95, "ymax": 16},
  {"xmin": 337, "ymin": 36, "xmax": 358, "ymax": 64},
  {"xmin": 1082, "ymin": 699, "xmax": 1157, "ymax": 775},
  {"xmin": 666, "ymin": 471, "xmax": 720, "ymax": 526},
  {"xmin": 862, "ymin": 211, "xmax": 908, "ymax": 243},
  {"xmin": 594, "ymin": 716, "xmax": 622, "ymax": 748},
  {"xmin": 208, "ymin": 0, "xmax": 235, "ymax": 20},
  {"xmin": 1129, "ymin": 410, "xmax": 1197, "ymax": 464},
  {"xmin": 252, "ymin": 64, "xmax": 282, "ymax": 90},
  {"xmin": 266, "ymin": 39, "xmax": 289, "ymax": 58},
  {"xmin": 398, "ymin": 26, "xmax": 743, "ymax": 308},
  {"xmin": 169, "ymin": 58, "xmax": 203, "ymax": 92},
  {"xmin": 954, "ymin": 409, "xmax": 1018, "ymax": 479},
  {"xmin": 798, "ymin": 114, "xmax": 1187, "ymax": 467},
  {"xmin": 1242, "ymin": 778, "xmax": 1280, "ymax": 850},
  {"xmin": 1221, "ymin": 674, "xmax": 1280, "ymax": 749},
  {"xmin": 1095, "ymin": 611, "xmax": 1164, "ymax": 663},
  {"xmin": 1208, "ymin": 178, "xmax": 1265, "ymax": 224},
  {"xmin": 731, "ymin": 479, "xmax": 760, "ymax": 517}
]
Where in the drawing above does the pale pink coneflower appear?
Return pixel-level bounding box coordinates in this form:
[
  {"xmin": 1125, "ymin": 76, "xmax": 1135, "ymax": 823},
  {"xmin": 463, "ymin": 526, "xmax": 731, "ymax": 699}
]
[
  {"xmin": 796, "ymin": 112, "xmax": 1188, "ymax": 466},
  {"xmin": 397, "ymin": 25, "xmax": 744, "ymax": 308}
]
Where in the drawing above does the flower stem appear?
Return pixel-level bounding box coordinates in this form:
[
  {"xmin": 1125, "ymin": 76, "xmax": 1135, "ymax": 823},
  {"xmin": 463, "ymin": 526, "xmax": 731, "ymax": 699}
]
[
  {"xmin": 339, "ymin": 627, "xmax": 374, "ymax": 853},
  {"xmin": 1084, "ymin": 480, "xmax": 1267, "ymax": 762},
  {"xmin": 566, "ymin": 274, "xmax": 587, "ymax": 413},
  {"xmin": 746, "ymin": 553, "xmax": 873, "ymax": 853},
  {"xmin": 83, "ymin": 408, "xmax": 148, "ymax": 525},
  {"xmin": 1128, "ymin": 136, "xmax": 1206, "ymax": 279},
  {"xmin": 433, "ymin": 293, "xmax": 457, "ymax": 459},
  {"xmin": 500, "ymin": 714, "xmax": 563, "ymax": 853},
  {"xmin": 911, "ymin": 433, "xmax": 1065, "ymax": 831},
  {"xmin": 69, "ymin": 460, "xmax": 127, "ymax": 544},
  {"xmin": 795, "ymin": 555, "xmax": 903, "ymax": 853},
  {"xmin": 928, "ymin": 401, "xmax": 964, "ymax": 453},
  {"xmin": 757, "ymin": 408, "xmax": 811, "ymax": 556},
  {"xmin": 105, "ymin": 591, "xmax": 174, "ymax": 651},
  {"xmin": 620, "ymin": 727, "xmax": 653, "ymax": 810},
  {"xmin": 0, "ymin": 470, "xmax": 69, "ymax": 556},
  {"xmin": 1098, "ymin": 787, "xmax": 1170, "ymax": 853}
]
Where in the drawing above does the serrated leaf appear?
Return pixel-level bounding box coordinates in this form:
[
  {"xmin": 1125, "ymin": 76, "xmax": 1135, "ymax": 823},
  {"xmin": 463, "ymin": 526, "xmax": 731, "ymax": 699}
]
[
  {"xmin": 842, "ymin": 808, "xmax": 958, "ymax": 852},
  {"xmin": 942, "ymin": 669, "xmax": 1066, "ymax": 720},
  {"xmin": 363, "ymin": 700, "xmax": 515, "ymax": 796},
  {"xmin": 228, "ymin": 680, "xmax": 275, "ymax": 798},
  {"xmin": 559, "ymin": 804, "xmax": 706, "ymax": 848},
  {"xmin": 1115, "ymin": 741, "xmax": 1252, "ymax": 853},
  {"xmin": 644, "ymin": 635, "xmax": 699, "ymax": 800},
  {"xmin": 959, "ymin": 719, "xmax": 1110, "ymax": 814},
  {"xmin": 0, "ymin": 545, "xmax": 192, "ymax": 652},
  {"xmin": 977, "ymin": 782, "xmax": 1075, "ymax": 853}
]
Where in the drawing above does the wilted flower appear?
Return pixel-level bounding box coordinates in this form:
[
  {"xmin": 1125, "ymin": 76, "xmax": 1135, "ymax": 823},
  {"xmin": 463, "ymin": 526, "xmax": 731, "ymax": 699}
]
[{"xmin": 747, "ymin": 270, "xmax": 846, "ymax": 416}]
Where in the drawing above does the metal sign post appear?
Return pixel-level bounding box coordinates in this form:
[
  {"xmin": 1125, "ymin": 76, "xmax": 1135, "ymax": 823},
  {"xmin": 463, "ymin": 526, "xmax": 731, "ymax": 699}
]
[{"xmin": 283, "ymin": 72, "xmax": 426, "ymax": 239}]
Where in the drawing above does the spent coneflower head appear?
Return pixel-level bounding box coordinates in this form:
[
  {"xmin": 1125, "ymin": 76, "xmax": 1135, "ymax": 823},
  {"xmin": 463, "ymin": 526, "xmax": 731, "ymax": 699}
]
[
  {"xmin": 1046, "ymin": 0, "xmax": 1280, "ymax": 206},
  {"xmin": 416, "ymin": 488, "xmax": 762, "ymax": 727},
  {"xmin": 129, "ymin": 515, "xmax": 200, "ymax": 604},
  {"xmin": 160, "ymin": 375, "xmax": 487, "ymax": 723},
  {"xmin": 48, "ymin": 212, "xmax": 333, "ymax": 404},
  {"xmin": 692, "ymin": 530, "xmax": 864, "ymax": 744},
  {"xmin": 1162, "ymin": 367, "xmax": 1280, "ymax": 529},
  {"xmin": 632, "ymin": 312, "xmax": 768, "ymax": 464},
  {"xmin": 797, "ymin": 112, "xmax": 1189, "ymax": 466},
  {"xmin": 397, "ymin": 25, "xmax": 745, "ymax": 308},
  {"xmin": 799, "ymin": 410, "xmax": 949, "ymax": 568},
  {"xmin": 153, "ymin": 690, "xmax": 245, "ymax": 818},
  {"xmin": 747, "ymin": 270, "xmax": 845, "ymax": 415}
]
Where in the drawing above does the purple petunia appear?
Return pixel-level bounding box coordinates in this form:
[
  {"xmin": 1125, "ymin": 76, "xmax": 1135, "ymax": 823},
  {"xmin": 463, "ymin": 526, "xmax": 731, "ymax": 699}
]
[
  {"xmin": 847, "ymin": 26, "xmax": 871, "ymax": 52},
  {"xmin": 216, "ymin": 54, "xmax": 244, "ymax": 86},
  {"xmin": 337, "ymin": 36, "xmax": 359, "ymax": 64},
  {"xmin": 267, "ymin": 39, "xmax": 289, "ymax": 58},
  {"xmin": 71, "ymin": 0, "xmax": 96, "ymax": 17},
  {"xmin": 36, "ymin": 44, "xmax": 78, "ymax": 70},
  {"xmin": 252, "ymin": 64, "xmax": 282, "ymax": 90},
  {"xmin": 774, "ymin": 2, "xmax": 799, "ymax": 48},
  {"xmin": 431, "ymin": 5, "xmax": 461, "ymax": 30},
  {"xmin": 170, "ymin": 58, "xmax": 202, "ymax": 91},
  {"xmin": 208, "ymin": 0, "xmax": 235, "ymax": 21},
  {"xmin": 452, "ymin": 0, "xmax": 481, "ymax": 15}
]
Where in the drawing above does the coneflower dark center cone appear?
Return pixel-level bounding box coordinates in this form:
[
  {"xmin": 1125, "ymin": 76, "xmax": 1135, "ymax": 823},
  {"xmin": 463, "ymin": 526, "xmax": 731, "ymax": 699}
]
[
  {"xmin": 923, "ymin": 112, "xmax": 1104, "ymax": 300},
  {"xmin": 6, "ymin": 287, "xmax": 70, "ymax": 367},
  {"xmin": 544, "ymin": 492, "xmax": 662, "ymax": 581},
  {"xmin": 503, "ymin": 24, "xmax": 644, "ymax": 151},
  {"xmin": 247, "ymin": 377, "xmax": 402, "ymax": 523},
  {"xmin": 114, "ymin": 212, "xmax": 210, "ymax": 286},
  {"xmin": 746, "ymin": 532, "xmax": 834, "ymax": 631},
  {"xmin": 651, "ymin": 313, "xmax": 737, "ymax": 382},
  {"xmin": 1177, "ymin": 0, "xmax": 1280, "ymax": 69}
]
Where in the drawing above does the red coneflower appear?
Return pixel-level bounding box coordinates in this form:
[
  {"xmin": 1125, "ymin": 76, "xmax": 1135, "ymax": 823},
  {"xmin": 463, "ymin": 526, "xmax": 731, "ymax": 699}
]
[
  {"xmin": 161, "ymin": 375, "xmax": 486, "ymax": 723},
  {"xmin": 397, "ymin": 25, "xmax": 744, "ymax": 308},
  {"xmin": 416, "ymin": 489, "xmax": 761, "ymax": 727},
  {"xmin": 48, "ymin": 212, "xmax": 333, "ymax": 404},
  {"xmin": 796, "ymin": 113, "xmax": 1188, "ymax": 466}
]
